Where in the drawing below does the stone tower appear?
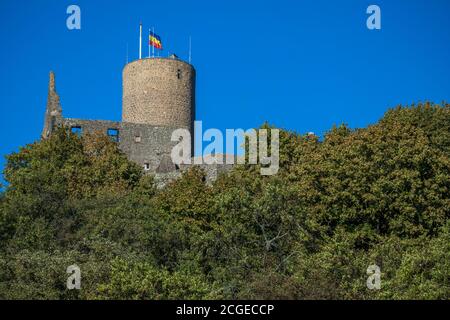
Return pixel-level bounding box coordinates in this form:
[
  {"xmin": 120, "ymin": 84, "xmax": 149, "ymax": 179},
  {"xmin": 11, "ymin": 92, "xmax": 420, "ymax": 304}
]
[
  {"xmin": 122, "ymin": 56, "xmax": 196, "ymax": 134},
  {"xmin": 42, "ymin": 71, "xmax": 63, "ymax": 139}
]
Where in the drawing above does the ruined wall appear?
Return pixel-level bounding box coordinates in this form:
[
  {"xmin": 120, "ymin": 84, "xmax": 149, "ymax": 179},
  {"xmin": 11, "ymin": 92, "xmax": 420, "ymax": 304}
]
[
  {"xmin": 63, "ymin": 118, "xmax": 121, "ymax": 134},
  {"xmin": 63, "ymin": 118, "xmax": 180, "ymax": 173},
  {"xmin": 55, "ymin": 117, "xmax": 231, "ymax": 185}
]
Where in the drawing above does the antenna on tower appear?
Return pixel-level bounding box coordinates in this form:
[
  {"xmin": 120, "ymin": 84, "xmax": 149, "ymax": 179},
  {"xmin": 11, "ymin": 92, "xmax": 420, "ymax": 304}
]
[
  {"xmin": 189, "ymin": 36, "xmax": 192, "ymax": 64},
  {"xmin": 126, "ymin": 42, "xmax": 129, "ymax": 64},
  {"xmin": 139, "ymin": 22, "xmax": 142, "ymax": 59},
  {"xmin": 152, "ymin": 26, "xmax": 155, "ymax": 58}
]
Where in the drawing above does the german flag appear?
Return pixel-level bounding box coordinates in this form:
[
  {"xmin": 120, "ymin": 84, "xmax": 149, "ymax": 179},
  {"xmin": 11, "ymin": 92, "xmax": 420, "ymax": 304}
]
[{"xmin": 149, "ymin": 32, "xmax": 163, "ymax": 50}]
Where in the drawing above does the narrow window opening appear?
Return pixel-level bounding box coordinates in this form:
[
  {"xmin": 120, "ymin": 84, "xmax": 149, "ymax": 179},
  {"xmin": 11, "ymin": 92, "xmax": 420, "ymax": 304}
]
[
  {"xmin": 144, "ymin": 162, "xmax": 150, "ymax": 171},
  {"xmin": 71, "ymin": 126, "xmax": 82, "ymax": 137},
  {"xmin": 135, "ymin": 136, "xmax": 141, "ymax": 143},
  {"xmin": 50, "ymin": 116, "xmax": 56, "ymax": 130},
  {"xmin": 177, "ymin": 69, "xmax": 182, "ymax": 79},
  {"xmin": 107, "ymin": 128, "xmax": 119, "ymax": 142}
]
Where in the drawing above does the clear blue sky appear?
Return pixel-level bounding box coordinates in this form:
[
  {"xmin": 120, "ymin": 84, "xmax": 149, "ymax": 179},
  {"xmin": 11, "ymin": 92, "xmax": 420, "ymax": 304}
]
[{"xmin": 1, "ymin": 0, "xmax": 449, "ymax": 185}]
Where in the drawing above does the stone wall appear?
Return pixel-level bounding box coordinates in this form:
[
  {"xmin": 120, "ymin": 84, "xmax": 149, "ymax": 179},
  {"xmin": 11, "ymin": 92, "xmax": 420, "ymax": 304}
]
[
  {"xmin": 64, "ymin": 118, "xmax": 121, "ymax": 134},
  {"xmin": 119, "ymin": 122, "xmax": 179, "ymax": 173},
  {"xmin": 63, "ymin": 118, "xmax": 176, "ymax": 171},
  {"xmin": 59, "ymin": 118, "xmax": 233, "ymax": 186},
  {"xmin": 63, "ymin": 118, "xmax": 234, "ymax": 185}
]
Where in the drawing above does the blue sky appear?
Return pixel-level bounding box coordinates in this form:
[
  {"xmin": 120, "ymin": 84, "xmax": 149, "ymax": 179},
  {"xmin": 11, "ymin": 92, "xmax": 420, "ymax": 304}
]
[{"xmin": 1, "ymin": 0, "xmax": 449, "ymax": 185}]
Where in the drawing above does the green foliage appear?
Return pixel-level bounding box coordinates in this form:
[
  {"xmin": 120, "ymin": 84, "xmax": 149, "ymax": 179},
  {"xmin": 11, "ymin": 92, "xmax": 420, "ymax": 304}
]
[
  {"xmin": 96, "ymin": 258, "xmax": 221, "ymax": 300},
  {"xmin": 0, "ymin": 102, "xmax": 449, "ymax": 299}
]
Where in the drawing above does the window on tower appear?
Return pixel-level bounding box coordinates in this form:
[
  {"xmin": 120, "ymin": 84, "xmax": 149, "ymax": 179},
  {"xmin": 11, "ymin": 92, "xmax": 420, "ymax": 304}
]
[
  {"xmin": 177, "ymin": 69, "xmax": 182, "ymax": 79},
  {"xmin": 71, "ymin": 126, "xmax": 82, "ymax": 137}
]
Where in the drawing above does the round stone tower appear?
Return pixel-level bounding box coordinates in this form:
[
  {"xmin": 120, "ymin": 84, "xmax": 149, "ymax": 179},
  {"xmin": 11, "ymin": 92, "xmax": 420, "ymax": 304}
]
[{"xmin": 122, "ymin": 56, "xmax": 195, "ymax": 131}]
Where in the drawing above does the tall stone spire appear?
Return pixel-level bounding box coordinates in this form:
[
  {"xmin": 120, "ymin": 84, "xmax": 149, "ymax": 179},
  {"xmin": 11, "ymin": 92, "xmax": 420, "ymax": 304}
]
[
  {"xmin": 49, "ymin": 71, "xmax": 55, "ymax": 91},
  {"xmin": 46, "ymin": 71, "xmax": 62, "ymax": 115},
  {"xmin": 42, "ymin": 71, "xmax": 63, "ymax": 139}
]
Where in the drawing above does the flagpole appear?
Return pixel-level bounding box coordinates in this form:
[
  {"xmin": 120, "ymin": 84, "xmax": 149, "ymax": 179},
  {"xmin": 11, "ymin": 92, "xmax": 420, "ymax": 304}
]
[
  {"xmin": 152, "ymin": 27, "xmax": 155, "ymax": 58},
  {"xmin": 148, "ymin": 29, "xmax": 151, "ymax": 58},
  {"xmin": 139, "ymin": 22, "xmax": 142, "ymax": 59}
]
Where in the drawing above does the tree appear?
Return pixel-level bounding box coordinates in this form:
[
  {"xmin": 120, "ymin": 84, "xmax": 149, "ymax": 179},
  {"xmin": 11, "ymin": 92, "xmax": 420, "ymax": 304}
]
[{"xmin": 0, "ymin": 103, "xmax": 449, "ymax": 300}]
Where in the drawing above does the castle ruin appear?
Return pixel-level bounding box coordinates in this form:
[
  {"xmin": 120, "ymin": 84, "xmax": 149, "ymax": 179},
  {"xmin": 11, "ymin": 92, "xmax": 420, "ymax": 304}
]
[{"xmin": 42, "ymin": 55, "xmax": 232, "ymax": 184}]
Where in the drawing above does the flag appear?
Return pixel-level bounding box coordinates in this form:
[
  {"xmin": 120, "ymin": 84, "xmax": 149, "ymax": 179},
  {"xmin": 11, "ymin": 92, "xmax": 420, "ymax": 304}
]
[{"xmin": 149, "ymin": 32, "xmax": 163, "ymax": 50}]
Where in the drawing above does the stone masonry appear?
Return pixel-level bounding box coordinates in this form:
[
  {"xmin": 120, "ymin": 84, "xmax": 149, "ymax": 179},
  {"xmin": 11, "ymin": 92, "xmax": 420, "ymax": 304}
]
[{"xmin": 122, "ymin": 57, "xmax": 195, "ymax": 134}]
